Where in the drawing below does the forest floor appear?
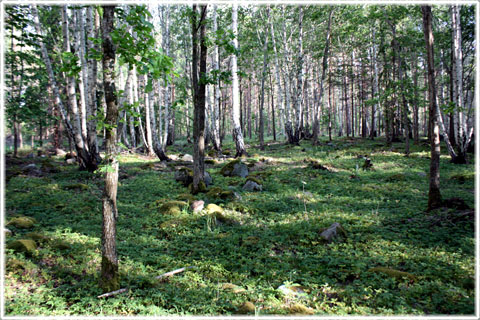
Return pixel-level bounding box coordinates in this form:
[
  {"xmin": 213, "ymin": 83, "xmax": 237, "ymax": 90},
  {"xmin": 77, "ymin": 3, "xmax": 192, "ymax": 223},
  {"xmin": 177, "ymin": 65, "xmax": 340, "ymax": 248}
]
[{"xmin": 4, "ymin": 137, "xmax": 476, "ymax": 315}]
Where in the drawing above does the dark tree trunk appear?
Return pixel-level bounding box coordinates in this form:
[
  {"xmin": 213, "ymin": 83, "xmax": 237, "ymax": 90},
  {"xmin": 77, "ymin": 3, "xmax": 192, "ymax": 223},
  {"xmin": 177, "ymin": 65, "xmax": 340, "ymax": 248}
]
[
  {"xmin": 422, "ymin": 5, "xmax": 442, "ymax": 211},
  {"xmin": 100, "ymin": 5, "xmax": 119, "ymax": 292}
]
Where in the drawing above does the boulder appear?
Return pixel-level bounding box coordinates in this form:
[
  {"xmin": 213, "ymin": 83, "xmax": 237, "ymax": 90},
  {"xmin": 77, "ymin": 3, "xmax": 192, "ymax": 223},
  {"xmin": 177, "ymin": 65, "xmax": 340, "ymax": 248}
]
[
  {"xmin": 51, "ymin": 240, "xmax": 71, "ymax": 250},
  {"xmin": 277, "ymin": 284, "xmax": 307, "ymax": 298},
  {"xmin": 5, "ymin": 228, "xmax": 13, "ymax": 237},
  {"xmin": 65, "ymin": 152, "xmax": 77, "ymax": 161},
  {"xmin": 191, "ymin": 200, "xmax": 205, "ymax": 213},
  {"xmin": 25, "ymin": 232, "xmax": 50, "ymax": 243},
  {"xmin": 221, "ymin": 159, "xmax": 249, "ymax": 178},
  {"xmin": 243, "ymin": 180, "xmax": 262, "ymax": 192},
  {"xmin": 7, "ymin": 216, "xmax": 36, "ymax": 229},
  {"xmin": 320, "ymin": 222, "xmax": 346, "ymax": 242},
  {"xmin": 22, "ymin": 163, "xmax": 41, "ymax": 175},
  {"xmin": 182, "ymin": 154, "xmax": 193, "ymax": 162},
  {"xmin": 7, "ymin": 239, "xmax": 37, "ymax": 255}
]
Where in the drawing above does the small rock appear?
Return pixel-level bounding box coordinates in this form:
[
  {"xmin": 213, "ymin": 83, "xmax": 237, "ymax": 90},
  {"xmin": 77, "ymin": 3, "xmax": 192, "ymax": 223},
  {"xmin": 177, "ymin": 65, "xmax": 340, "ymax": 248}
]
[
  {"xmin": 232, "ymin": 163, "xmax": 249, "ymax": 178},
  {"xmin": 221, "ymin": 283, "xmax": 246, "ymax": 293},
  {"xmin": 23, "ymin": 163, "xmax": 37, "ymax": 170},
  {"xmin": 417, "ymin": 172, "xmax": 427, "ymax": 177},
  {"xmin": 175, "ymin": 167, "xmax": 193, "ymax": 187},
  {"xmin": 159, "ymin": 201, "xmax": 188, "ymax": 216},
  {"xmin": 277, "ymin": 284, "xmax": 307, "ymax": 298},
  {"xmin": 243, "ymin": 180, "xmax": 262, "ymax": 192},
  {"xmin": 55, "ymin": 148, "xmax": 67, "ymax": 156},
  {"xmin": 66, "ymin": 158, "xmax": 76, "ymax": 165},
  {"xmin": 288, "ymin": 303, "xmax": 314, "ymax": 315},
  {"xmin": 191, "ymin": 200, "xmax": 205, "ymax": 213},
  {"xmin": 5, "ymin": 228, "xmax": 12, "ymax": 236},
  {"xmin": 320, "ymin": 222, "xmax": 346, "ymax": 242},
  {"xmin": 182, "ymin": 154, "xmax": 193, "ymax": 162}
]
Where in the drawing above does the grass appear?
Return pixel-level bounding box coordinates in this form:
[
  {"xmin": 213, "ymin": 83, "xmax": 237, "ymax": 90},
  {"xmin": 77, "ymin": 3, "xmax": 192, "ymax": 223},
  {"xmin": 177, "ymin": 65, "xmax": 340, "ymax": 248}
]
[{"xmin": 4, "ymin": 137, "xmax": 475, "ymax": 315}]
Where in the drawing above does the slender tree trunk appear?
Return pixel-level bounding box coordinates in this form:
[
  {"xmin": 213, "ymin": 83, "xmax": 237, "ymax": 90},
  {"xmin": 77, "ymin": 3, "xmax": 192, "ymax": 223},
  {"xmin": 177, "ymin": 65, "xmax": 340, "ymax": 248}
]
[
  {"xmin": 211, "ymin": 5, "xmax": 222, "ymax": 151},
  {"xmin": 292, "ymin": 7, "xmax": 304, "ymax": 145},
  {"xmin": 100, "ymin": 5, "xmax": 119, "ymax": 292},
  {"xmin": 231, "ymin": 4, "xmax": 247, "ymax": 157},
  {"xmin": 74, "ymin": 8, "xmax": 89, "ymax": 147},
  {"xmin": 411, "ymin": 53, "xmax": 419, "ymax": 144},
  {"xmin": 313, "ymin": 8, "xmax": 333, "ymax": 145},
  {"xmin": 422, "ymin": 5, "xmax": 442, "ymax": 211},
  {"xmin": 258, "ymin": 7, "xmax": 270, "ymax": 149}
]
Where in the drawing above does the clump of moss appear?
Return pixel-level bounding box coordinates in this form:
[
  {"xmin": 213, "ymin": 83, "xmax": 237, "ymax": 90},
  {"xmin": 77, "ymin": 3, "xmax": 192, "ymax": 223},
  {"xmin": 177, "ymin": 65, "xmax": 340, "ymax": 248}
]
[
  {"xmin": 226, "ymin": 202, "xmax": 251, "ymax": 214},
  {"xmin": 220, "ymin": 159, "xmax": 241, "ymax": 176},
  {"xmin": 25, "ymin": 232, "xmax": 50, "ymax": 243},
  {"xmin": 206, "ymin": 203, "xmax": 224, "ymax": 216},
  {"xmin": 176, "ymin": 193, "xmax": 196, "ymax": 203},
  {"xmin": 158, "ymin": 201, "xmax": 188, "ymax": 216},
  {"xmin": 7, "ymin": 239, "xmax": 37, "ymax": 255},
  {"xmin": 237, "ymin": 301, "xmax": 255, "ymax": 314},
  {"xmin": 160, "ymin": 217, "xmax": 187, "ymax": 229},
  {"xmin": 250, "ymin": 171, "xmax": 271, "ymax": 179},
  {"xmin": 221, "ymin": 283, "xmax": 246, "ymax": 293},
  {"xmin": 7, "ymin": 216, "xmax": 37, "ymax": 229},
  {"xmin": 368, "ymin": 267, "xmax": 416, "ymax": 281},
  {"xmin": 63, "ymin": 183, "xmax": 89, "ymax": 191},
  {"xmin": 206, "ymin": 187, "xmax": 236, "ymax": 201}
]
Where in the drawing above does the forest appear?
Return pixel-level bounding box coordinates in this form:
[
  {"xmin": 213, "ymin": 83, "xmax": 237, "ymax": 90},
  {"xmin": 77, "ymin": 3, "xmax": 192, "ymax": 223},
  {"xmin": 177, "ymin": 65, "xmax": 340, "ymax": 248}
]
[{"xmin": 3, "ymin": 3, "xmax": 476, "ymax": 316}]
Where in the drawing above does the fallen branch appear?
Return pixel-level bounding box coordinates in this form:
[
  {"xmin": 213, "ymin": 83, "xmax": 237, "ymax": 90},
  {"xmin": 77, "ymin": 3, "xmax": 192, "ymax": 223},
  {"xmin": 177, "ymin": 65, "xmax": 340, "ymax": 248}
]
[
  {"xmin": 97, "ymin": 288, "xmax": 128, "ymax": 299},
  {"xmin": 156, "ymin": 266, "xmax": 194, "ymax": 280},
  {"xmin": 97, "ymin": 266, "xmax": 194, "ymax": 298}
]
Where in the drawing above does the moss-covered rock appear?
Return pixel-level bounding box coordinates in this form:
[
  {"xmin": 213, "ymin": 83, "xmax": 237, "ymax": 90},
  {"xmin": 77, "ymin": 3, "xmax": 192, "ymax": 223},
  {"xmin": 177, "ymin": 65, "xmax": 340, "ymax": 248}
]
[
  {"xmin": 160, "ymin": 218, "xmax": 187, "ymax": 229},
  {"xmin": 7, "ymin": 239, "xmax": 37, "ymax": 255},
  {"xmin": 141, "ymin": 162, "xmax": 155, "ymax": 170},
  {"xmin": 237, "ymin": 301, "xmax": 255, "ymax": 314},
  {"xmin": 288, "ymin": 303, "xmax": 314, "ymax": 315},
  {"xmin": 7, "ymin": 216, "xmax": 37, "ymax": 229},
  {"xmin": 206, "ymin": 187, "xmax": 237, "ymax": 201},
  {"xmin": 245, "ymin": 176, "xmax": 263, "ymax": 185},
  {"xmin": 221, "ymin": 283, "xmax": 246, "ymax": 293},
  {"xmin": 205, "ymin": 159, "xmax": 216, "ymax": 165},
  {"xmin": 206, "ymin": 203, "xmax": 224, "ymax": 216},
  {"xmin": 25, "ymin": 232, "xmax": 50, "ymax": 243},
  {"xmin": 368, "ymin": 267, "xmax": 416, "ymax": 281},
  {"xmin": 159, "ymin": 201, "xmax": 188, "ymax": 216},
  {"xmin": 63, "ymin": 183, "xmax": 89, "ymax": 191},
  {"xmin": 221, "ymin": 159, "xmax": 248, "ymax": 177}
]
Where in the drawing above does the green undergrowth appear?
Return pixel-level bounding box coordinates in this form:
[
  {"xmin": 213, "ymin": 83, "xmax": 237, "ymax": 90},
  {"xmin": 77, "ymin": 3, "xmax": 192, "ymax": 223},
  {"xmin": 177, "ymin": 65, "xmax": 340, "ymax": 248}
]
[{"xmin": 4, "ymin": 137, "xmax": 475, "ymax": 315}]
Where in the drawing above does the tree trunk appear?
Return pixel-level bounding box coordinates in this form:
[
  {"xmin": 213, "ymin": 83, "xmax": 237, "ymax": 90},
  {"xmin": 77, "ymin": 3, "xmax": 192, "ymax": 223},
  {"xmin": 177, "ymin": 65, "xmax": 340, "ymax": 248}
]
[
  {"xmin": 191, "ymin": 5, "xmax": 208, "ymax": 193},
  {"xmin": 231, "ymin": 4, "xmax": 248, "ymax": 157},
  {"xmin": 100, "ymin": 5, "xmax": 119, "ymax": 293},
  {"xmin": 312, "ymin": 8, "xmax": 333, "ymax": 145},
  {"xmin": 292, "ymin": 7, "xmax": 304, "ymax": 145},
  {"xmin": 211, "ymin": 5, "xmax": 222, "ymax": 151},
  {"xmin": 422, "ymin": 5, "xmax": 442, "ymax": 211},
  {"xmin": 258, "ymin": 7, "xmax": 270, "ymax": 149}
]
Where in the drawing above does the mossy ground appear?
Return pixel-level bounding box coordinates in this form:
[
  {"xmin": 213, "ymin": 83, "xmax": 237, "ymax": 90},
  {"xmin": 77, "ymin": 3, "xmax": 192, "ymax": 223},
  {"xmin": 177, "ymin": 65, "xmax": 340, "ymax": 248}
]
[{"xmin": 4, "ymin": 137, "xmax": 475, "ymax": 315}]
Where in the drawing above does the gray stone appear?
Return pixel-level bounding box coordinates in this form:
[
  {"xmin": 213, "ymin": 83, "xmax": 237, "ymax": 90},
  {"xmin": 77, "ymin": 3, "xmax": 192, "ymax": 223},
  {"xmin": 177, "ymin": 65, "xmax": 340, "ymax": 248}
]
[
  {"xmin": 66, "ymin": 158, "xmax": 76, "ymax": 165},
  {"xmin": 191, "ymin": 200, "xmax": 205, "ymax": 213},
  {"xmin": 243, "ymin": 180, "xmax": 262, "ymax": 192},
  {"xmin": 182, "ymin": 154, "xmax": 193, "ymax": 162},
  {"xmin": 205, "ymin": 171, "xmax": 213, "ymax": 186},
  {"xmin": 232, "ymin": 162, "xmax": 249, "ymax": 178},
  {"xmin": 320, "ymin": 222, "xmax": 346, "ymax": 242}
]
